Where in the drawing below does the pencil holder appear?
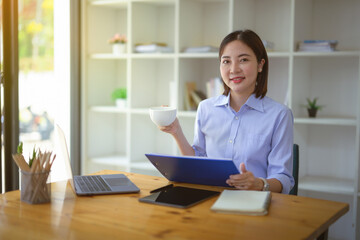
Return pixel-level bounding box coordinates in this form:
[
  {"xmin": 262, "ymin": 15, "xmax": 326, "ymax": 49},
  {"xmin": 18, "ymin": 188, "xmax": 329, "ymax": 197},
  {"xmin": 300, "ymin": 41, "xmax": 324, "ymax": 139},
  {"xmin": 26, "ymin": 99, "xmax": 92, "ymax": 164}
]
[{"xmin": 20, "ymin": 170, "xmax": 51, "ymax": 204}]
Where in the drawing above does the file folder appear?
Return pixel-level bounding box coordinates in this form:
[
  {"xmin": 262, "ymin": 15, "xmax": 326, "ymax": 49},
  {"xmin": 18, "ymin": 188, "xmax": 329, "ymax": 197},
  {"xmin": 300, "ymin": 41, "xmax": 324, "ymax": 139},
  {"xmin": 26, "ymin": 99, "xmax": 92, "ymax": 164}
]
[{"xmin": 145, "ymin": 153, "xmax": 240, "ymax": 187}]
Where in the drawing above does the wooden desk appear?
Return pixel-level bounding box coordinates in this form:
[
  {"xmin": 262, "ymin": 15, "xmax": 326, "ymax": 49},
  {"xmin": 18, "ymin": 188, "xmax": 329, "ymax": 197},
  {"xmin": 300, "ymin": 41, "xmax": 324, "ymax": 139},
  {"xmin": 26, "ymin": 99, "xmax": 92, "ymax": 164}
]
[{"xmin": 0, "ymin": 170, "xmax": 348, "ymax": 240}]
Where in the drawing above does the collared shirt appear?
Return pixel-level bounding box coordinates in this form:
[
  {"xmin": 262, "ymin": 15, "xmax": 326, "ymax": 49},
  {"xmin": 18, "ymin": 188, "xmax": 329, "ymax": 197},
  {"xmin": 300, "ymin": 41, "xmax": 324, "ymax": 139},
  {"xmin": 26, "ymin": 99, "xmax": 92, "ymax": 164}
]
[{"xmin": 192, "ymin": 93, "xmax": 294, "ymax": 194}]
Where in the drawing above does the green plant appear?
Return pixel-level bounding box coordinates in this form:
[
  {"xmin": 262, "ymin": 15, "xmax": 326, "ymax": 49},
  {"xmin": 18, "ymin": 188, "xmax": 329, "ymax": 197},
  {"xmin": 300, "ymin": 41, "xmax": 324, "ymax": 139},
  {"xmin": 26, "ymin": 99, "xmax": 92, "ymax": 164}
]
[
  {"xmin": 112, "ymin": 88, "xmax": 127, "ymax": 101},
  {"xmin": 305, "ymin": 97, "xmax": 323, "ymax": 110}
]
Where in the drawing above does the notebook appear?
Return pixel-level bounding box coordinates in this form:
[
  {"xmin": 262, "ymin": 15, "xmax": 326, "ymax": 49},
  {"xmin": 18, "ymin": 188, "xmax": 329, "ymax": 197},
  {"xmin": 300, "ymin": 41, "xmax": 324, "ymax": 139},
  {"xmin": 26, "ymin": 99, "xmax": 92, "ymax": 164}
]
[
  {"xmin": 211, "ymin": 190, "xmax": 272, "ymax": 216},
  {"xmin": 56, "ymin": 125, "xmax": 140, "ymax": 195},
  {"xmin": 145, "ymin": 153, "xmax": 240, "ymax": 187}
]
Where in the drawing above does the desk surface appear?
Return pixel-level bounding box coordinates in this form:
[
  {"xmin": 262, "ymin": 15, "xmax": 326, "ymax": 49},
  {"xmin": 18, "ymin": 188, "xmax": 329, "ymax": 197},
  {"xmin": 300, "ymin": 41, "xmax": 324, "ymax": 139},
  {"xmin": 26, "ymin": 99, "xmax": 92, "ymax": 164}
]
[{"xmin": 0, "ymin": 170, "xmax": 348, "ymax": 240}]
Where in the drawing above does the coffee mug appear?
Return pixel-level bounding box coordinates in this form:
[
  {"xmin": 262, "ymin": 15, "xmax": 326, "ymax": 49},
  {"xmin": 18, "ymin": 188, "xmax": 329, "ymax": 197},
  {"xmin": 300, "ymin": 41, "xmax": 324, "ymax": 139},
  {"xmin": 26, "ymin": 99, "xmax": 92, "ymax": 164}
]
[{"xmin": 149, "ymin": 107, "xmax": 177, "ymax": 127}]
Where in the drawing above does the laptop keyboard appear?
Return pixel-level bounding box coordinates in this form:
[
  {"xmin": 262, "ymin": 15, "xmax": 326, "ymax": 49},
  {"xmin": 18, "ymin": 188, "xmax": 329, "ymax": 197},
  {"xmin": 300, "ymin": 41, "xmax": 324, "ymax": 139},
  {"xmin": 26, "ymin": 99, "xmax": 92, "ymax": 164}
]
[{"xmin": 75, "ymin": 175, "xmax": 112, "ymax": 193}]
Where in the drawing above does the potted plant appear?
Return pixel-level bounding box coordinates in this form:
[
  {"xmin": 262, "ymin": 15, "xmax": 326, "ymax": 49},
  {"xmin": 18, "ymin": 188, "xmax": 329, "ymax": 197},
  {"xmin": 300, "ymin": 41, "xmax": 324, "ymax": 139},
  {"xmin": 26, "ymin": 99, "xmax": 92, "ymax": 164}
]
[
  {"xmin": 112, "ymin": 88, "xmax": 127, "ymax": 108},
  {"xmin": 304, "ymin": 97, "xmax": 323, "ymax": 118},
  {"xmin": 108, "ymin": 33, "xmax": 127, "ymax": 55}
]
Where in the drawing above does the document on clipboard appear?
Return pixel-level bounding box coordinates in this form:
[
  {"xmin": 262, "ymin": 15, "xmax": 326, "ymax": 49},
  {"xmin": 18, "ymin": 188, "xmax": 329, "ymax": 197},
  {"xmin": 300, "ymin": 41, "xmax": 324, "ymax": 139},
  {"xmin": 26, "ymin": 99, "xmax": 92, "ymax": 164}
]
[{"xmin": 145, "ymin": 153, "xmax": 240, "ymax": 187}]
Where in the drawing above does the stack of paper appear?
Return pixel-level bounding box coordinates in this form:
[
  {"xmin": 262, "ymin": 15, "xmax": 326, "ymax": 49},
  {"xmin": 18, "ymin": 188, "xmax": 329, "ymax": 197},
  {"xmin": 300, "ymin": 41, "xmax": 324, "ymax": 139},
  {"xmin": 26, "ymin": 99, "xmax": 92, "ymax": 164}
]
[
  {"xmin": 297, "ymin": 40, "xmax": 338, "ymax": 52},
  {"xmin": 135, "ymin": 43, "xmax": 173, "ymax": 53},
  {"xmin": 211, "ymin": 190, "xmax": 272, "ymax": 216}
]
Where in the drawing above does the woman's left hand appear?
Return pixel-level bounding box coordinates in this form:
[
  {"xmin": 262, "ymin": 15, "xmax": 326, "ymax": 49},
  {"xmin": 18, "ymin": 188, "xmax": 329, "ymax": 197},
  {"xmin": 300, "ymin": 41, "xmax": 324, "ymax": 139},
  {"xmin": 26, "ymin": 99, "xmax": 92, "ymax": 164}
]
[{"xmin": 226, "ymin": 163, "xmax": 263, "ymax": 191}]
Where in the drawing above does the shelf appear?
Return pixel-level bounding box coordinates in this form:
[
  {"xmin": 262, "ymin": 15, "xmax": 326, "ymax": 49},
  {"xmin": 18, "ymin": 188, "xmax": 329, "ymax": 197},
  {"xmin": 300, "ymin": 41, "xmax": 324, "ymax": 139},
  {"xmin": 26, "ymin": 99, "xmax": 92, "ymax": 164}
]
[
  {"xmin": 91, "ymin": 53, "xmax": 177, "ymax": 59},
  {"xmin": 131, "ymin": 161, "xmax": 157, "ymax": 171},
  {"xmin": 130, "ymin": 161, "xmax": 162, "ymax": 177},
  {"xmin": 86, "ymin": 110, "xmax": 354, "ymax": 124},
  {"xmin": 178, "ymin": 110, "xmax": 197, "ymax": 118},
  {"xmin": 299, "ymin": 175, "xmax": 354, "ymax": 196},
  {"xmin": 90, "ymin": 0, "xmax": 128, "ymax": 9},
  {"xmin": 130, "ymin": 108, "xmax": 149, "ymax": 114},
  {"xmin": 179, "ymin": 53, "xmax": 218, "ymax": 59},
  {"xmin": 92, "ymin": 107, "xmax": 198, "ymax": 117},
  {"xmin": 90, "ymin": 154, "xmax": 129, "ymax": 167},
  {"xmin": 294, "ymin": 117, "xmax": 357, "ymax": 126},
  {"xmin": 90, "ymin": 52, "xmax": 294, "ymax": 60},
  {"xmin": 267, "ymin": 52, "xmax": 291, "ymax": 58},
  {"xmin": 131, "ymin": 53, "xmax": 175, "ymax": 59},
  {"xmin": 132, "ymin": 0, "xmax": 175, "ymax": 6},
  {"xmin": 293, "ymin": 51, "xmax": 360, "ymax": 57},
  {"xmin": 178, "ymin": 52, "xmax": 292, "ymax": 58},
  {"xmin": 90, "ymin": 53, "xmax": 128, "ymax": 59},
  {"xmin": 90, "ymin": 53, "xmax": 175, "ymax": 59},
  {"xmin": 91, "ymin": 106, "xmax": 128, "ymax": 113}
]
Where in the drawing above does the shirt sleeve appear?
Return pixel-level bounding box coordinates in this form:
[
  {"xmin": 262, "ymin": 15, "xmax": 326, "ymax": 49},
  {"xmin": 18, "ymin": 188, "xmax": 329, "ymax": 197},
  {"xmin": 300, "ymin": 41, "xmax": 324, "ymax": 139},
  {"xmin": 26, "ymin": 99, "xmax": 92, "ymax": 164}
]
[
  {"xmin": 192, "ymin": 102, "xmax": 207, "ymax": 157},
  {"xmin": 267, "ymin": 108, "xmax": 295, "ymax": 194}
]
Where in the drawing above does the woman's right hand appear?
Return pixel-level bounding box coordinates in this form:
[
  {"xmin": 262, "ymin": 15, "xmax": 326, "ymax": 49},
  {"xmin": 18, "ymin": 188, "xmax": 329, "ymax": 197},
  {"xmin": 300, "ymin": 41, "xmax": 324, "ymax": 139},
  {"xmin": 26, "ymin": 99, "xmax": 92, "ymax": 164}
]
[
  {"xmin": 158, "ymin": 118, "xmax": 180, "ymax": 136},
  {"xmin": 158, "ymin": 117, "xmax": 195, "ymax": 156}
]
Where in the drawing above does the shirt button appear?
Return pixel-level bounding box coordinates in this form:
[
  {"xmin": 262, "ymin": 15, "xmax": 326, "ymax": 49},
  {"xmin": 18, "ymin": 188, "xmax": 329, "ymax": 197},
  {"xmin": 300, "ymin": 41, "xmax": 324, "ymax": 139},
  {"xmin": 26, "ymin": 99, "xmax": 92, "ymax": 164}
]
[
  {"xmin": 235, "ymin": 117, "xmax": 239, "ymax": 120},
  {"xmin": 229, "ymin": 139, "xmax": 233, "ymax": 143}
]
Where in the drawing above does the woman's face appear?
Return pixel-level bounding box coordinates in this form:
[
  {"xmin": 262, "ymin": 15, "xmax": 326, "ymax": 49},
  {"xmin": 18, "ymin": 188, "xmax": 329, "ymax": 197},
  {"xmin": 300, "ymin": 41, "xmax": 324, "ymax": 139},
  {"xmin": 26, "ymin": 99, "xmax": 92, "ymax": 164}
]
[{"xmin": 220, "ymin": 40, "xmax": 264, "ymax": 97}]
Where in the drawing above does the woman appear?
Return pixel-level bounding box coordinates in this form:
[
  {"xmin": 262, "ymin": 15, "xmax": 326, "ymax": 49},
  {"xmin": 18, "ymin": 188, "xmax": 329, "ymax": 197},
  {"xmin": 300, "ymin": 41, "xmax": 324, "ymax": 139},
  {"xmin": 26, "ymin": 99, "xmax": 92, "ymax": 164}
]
[{"xmin": 160, "ymin": 30, "xmax": 294, "ymax": 194}]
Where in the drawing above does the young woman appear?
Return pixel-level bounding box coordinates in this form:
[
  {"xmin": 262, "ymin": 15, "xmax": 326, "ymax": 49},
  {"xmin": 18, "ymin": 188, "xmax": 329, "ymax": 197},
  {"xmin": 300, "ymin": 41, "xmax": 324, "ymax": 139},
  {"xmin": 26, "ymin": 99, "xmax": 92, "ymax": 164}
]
[{"xmin": 159, "ymin": 30, "xmax": 294, "ymax": 194}]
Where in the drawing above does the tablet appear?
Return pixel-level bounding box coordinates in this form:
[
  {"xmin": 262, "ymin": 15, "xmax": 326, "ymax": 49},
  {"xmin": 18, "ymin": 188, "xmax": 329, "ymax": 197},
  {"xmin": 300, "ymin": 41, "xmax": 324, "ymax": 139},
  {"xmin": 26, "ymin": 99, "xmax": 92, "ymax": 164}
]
[
  {"xmin": 139, "ymin": 186, "xmax": 220, "ymax": 208},
  {"xmin": 145, "ymin": 153, "xmax": 240, "ymax": 187}
]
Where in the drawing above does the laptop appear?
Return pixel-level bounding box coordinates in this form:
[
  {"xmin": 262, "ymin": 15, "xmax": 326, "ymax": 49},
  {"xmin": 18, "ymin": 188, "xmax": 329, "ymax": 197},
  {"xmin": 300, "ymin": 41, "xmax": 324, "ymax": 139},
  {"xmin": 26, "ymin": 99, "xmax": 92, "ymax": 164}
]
[
  {"xmin": 56, "ymin": 125, "xmax": 140, "ymax": 195},
  {"xmin": 145, "ymin": 153, "xmax": 240, "ymax": 187}
]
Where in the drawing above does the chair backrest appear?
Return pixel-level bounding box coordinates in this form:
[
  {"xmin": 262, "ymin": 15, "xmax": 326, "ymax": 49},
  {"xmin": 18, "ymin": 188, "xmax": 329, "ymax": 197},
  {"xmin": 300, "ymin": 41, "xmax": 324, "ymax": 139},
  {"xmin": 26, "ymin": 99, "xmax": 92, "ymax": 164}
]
[{"xmin": 289, "ymin": 144, "xmax": 299, "ymax": 195}]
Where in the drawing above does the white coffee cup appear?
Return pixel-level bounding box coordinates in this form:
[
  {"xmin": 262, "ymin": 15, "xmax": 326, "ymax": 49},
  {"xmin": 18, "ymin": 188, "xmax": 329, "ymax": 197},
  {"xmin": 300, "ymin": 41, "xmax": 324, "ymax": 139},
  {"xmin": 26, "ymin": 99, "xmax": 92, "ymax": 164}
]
[{"xmin": 149, "ymin": 107, "xmax": 177, "ymax": 127}]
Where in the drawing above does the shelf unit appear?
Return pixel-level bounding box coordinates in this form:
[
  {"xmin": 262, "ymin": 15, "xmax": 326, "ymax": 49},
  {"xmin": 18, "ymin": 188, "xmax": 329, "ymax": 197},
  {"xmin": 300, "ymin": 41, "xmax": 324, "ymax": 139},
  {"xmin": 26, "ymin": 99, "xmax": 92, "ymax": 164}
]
[{"xmin": 81, "ymin": 0, "xmax": 360, "ymax": 239}]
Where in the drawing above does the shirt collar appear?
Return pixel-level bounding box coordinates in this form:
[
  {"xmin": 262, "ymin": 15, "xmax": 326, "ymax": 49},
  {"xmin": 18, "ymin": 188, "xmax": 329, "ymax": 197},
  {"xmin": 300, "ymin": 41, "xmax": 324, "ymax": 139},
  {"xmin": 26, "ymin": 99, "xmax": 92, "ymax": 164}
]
[
  {"xmin": 213, "ymin": 93, "xmax": 264, "ymax": 112},
  {"xmin": 245, "ymin": 94, "xmax": 264, "ymax": 112},
  {"xmin": 214, "ymin": 94, "xmax": 229, "ymax": 107}
]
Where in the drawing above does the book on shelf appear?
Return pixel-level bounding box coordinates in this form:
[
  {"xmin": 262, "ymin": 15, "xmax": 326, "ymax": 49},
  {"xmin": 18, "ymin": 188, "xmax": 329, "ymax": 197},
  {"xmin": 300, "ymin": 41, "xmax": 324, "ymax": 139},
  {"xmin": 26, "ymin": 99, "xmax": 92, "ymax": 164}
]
[
  {"xmin": 184, "ymin": 82, "xmax": 207, "ymax": 111},
  {"xmin": 184, "ymin": 82, "xmax": 197, "ymax": 111},
  {"xmin": 190, "ymin": 90, "xmax": 207, "ymax": 107},
  {"xmin": 183, "ymin": 45, "xmax": 219, "ymax": 53},
  {"xmin": 211, "ymin": 190, "xmax": 272, "ymax": 216},
  {"xmin": 297, "ymin": 40, "xmax": 338, "ymax": 52},
  {"xmin": 135, "ymin": 42, "xmax": 173, "ymax": 53},
  {"xmin": 184, "ymin": 78, "xmax": 223, "ymax": 111},
  {"xmin": 206, "ymin": 77, "xmax": 224, "ymax": 99}
]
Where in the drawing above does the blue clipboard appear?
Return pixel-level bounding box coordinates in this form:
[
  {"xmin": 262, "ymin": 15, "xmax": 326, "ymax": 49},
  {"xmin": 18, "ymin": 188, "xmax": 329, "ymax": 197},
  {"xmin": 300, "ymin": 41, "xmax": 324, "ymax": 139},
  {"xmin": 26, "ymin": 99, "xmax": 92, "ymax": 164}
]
[{"xmin": 145, "ymin": 153, "xmax": 240, "ymax": 187}]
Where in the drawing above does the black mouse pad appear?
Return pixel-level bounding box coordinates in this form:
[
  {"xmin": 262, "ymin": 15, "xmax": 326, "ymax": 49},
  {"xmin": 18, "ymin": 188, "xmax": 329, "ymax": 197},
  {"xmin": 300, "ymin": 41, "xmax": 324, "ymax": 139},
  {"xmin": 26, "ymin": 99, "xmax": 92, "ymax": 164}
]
[{"xmin": 139, "ymin": 186, "xmax": 220, "ymax": 208}]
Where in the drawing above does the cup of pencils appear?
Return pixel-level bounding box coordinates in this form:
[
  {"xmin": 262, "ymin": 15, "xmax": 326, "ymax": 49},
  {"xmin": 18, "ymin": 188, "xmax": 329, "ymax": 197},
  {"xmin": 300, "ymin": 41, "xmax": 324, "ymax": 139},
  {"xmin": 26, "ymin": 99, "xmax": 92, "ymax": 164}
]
[{"xmin": 12, "ymin": 142, "xmax": 56, "ymax": 204}]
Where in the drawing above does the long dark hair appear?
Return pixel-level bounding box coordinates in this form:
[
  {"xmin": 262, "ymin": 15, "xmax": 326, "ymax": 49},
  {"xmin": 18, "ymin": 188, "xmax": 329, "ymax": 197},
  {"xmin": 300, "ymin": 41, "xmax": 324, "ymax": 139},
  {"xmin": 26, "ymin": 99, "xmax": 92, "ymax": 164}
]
[{"xmin": 219, "ymin": 29, "xmax": 268, "ymax": 99}]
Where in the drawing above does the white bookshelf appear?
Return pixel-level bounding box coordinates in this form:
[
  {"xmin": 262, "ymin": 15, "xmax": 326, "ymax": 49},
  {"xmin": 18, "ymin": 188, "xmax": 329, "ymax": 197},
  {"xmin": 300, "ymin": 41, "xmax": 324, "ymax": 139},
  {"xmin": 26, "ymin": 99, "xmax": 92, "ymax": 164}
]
[
  {"xmin": 81, "ymin": 0, "xmax": 360, "ymax": 239},
  {"xmin": 294, "ymin": 117, "xmax": 357, "ymax": 126}
]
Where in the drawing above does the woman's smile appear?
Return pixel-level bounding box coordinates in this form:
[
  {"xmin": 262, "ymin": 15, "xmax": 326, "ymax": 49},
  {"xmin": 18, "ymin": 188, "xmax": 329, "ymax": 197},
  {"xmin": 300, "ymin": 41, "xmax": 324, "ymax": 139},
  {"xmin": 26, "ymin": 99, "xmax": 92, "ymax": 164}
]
[{"xmin": 230, "ymin": 76, "xmax": 245, "ymax": 83}]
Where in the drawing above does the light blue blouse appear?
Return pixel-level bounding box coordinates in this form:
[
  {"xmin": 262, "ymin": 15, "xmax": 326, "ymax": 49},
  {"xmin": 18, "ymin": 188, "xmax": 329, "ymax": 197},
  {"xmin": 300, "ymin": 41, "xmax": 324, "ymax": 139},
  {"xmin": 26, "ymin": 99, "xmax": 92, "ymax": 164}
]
[{"xmin": 192, "ymin": 93, "xmax": 294, "ymax": 194}]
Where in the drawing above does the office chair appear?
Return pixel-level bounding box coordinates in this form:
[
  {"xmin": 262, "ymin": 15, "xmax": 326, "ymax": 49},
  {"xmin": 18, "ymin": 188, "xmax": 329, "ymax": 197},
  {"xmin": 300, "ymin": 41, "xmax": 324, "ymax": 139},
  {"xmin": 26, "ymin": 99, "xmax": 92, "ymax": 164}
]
[{"xmin": 289, "ymin": 144, "xmax": 299, "ymax": 196}]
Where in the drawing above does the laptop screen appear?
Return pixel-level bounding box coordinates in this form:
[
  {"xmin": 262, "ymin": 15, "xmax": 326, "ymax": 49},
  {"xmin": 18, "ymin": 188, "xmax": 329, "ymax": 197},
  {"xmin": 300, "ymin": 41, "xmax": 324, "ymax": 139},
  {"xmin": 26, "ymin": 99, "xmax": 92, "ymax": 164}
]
[{"xmin": 55, "ymin": 124, "xmax": 75, "ymax": 191}]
